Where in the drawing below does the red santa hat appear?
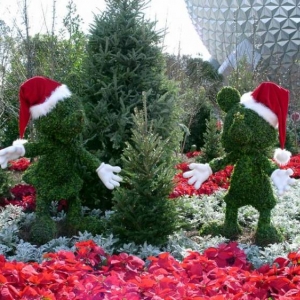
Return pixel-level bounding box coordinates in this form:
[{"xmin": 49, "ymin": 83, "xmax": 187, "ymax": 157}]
[
  {"xmin": 19, "ymin": 76, "xmax": 71, "ymax": 138},
  {"xmin": 240, "ymin": 81, "xmax": 291, "ymax": 166}
]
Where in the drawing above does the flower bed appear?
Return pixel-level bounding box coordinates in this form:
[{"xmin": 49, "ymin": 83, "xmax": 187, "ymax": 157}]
[{"xmin": 1, "ymin": 239, "xmax": 300, "ymax": 299}]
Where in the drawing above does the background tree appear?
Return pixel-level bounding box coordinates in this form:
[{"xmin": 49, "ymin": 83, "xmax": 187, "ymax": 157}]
[
  {"xmin": 227, "ymin": 55, "xmax": 259, "ymax": 95},
  {"xmin": 165, "ymin": 54, "xmax": 223, "ymax": 152},
  {"xmin": 197, "ymin": 116, "xmax": 225, "ymax": 163},
  {"xmin": 80, "ymin": 0, "xmax": 182, "ymax": 210}
]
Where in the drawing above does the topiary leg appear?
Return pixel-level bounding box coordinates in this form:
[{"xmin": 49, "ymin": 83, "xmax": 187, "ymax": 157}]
[
  {"xmin": 201, "ymin": 202, "xmax": 242, "ymax": 238},
  {"xmin": 255, "ymin": 209, "xmax": 283, "ymax": 246},
  {"xmin": 66, "ymin": 197, "xmax": 104, "ymax": 236},
  {"xmin": 223, "ymin": 203, "xmax": 242, "ymax": 238},
  {"xmin": 30, "ymin": 194, "xmax": 57, "ymax": 245},
  {"xmin": 257, "ymin": 209, "xmax": 271, "ymax": 229}
]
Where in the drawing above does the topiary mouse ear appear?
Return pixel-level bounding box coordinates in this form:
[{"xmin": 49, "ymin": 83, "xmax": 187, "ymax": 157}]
[{"xmin": 217, "ymin": 86, "xmax": 241, "ymax": 113}]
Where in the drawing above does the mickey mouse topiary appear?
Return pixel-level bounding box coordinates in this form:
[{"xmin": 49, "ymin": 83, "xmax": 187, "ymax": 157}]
[
  {"xmin": 183, "ymin": 82, "xmax": 296, "ymax": 246},
  {"xmin": 0, "ymin": 76, "xmax": 122, "ymax": 244}
]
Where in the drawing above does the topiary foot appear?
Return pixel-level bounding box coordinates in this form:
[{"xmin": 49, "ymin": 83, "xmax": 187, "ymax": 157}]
[
  {"xmin": 255, "ymin": 224, "xmax": 284, "ymax": 246},
  {"xmin": 200, "ymin": 221, "xmax": 242, "ymax": 239},
  {"xmin": 222, "ymin": 222, "xmax": 242, "ymax": 239},
  {"xmin": 66, "ymin": 216, "xmax": 105, "ymax": 236},
  {"xmin": 30, "ymin": 217, "xmax": 57, "ymax": 245}
]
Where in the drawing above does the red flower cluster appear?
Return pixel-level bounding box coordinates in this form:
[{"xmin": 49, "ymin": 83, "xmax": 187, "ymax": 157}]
[
  {"xmin": 8, "ymin": 158, "xmax": 30, "ymax": 172},
  {"xmin": 169, "ymin": 163, "xmax": 233, "ymax": 198},
  {"xmin": 1, "ymin": 240, "xmax": 300, "ymax": 299},
  {"xmin": 0, "ymin": 184, "xmax": 67, "ymax": 213},
  {"xmin": 0, "ymin": 184, "xmax": 37, "ymax": 212},
  {"xmin": 185, "ymin": 151, "xmax": 201, "ymax": 158},
  {"xmin": 281, "ymin": 154, "xmax": 300, "ymax": 178}
]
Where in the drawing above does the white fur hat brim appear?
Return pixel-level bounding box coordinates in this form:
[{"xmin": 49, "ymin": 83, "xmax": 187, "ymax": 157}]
[
  {"xmin": 240, "ymin": 92, "xmax": 278, "ymax": 128},
  {"xmin": 30, "ymin": 84, "xmax": 72, "ymax": 119}
]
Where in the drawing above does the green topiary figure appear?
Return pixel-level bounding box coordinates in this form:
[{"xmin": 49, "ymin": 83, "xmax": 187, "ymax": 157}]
[
  {"xmin": 183, "ymin": 82, "xmax": 296, "ymax": 246},
  {"xmin": 0, "ymin": 76, "xmax": 122, "ymax": 244}
]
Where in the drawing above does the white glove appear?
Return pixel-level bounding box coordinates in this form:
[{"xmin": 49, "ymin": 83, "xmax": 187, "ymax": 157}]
[
  {"xmin": 0, "ymin": 140, "xmax": 26, "ymax": 169},
  {"xmin": 183, "ymin": 163, "xmax": 212, "ymax": 190},
  {"xmin": 271, "ymin": 168, "xmax": 296, "ymax": 195},
  {"xmin": 96, "ymin": 162, "xmax": 122, "ymax": 190}
]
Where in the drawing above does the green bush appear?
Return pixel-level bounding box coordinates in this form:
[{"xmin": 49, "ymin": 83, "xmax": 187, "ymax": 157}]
[
  {"xmin": 184, "ymin": 104, "xmax": 211, "ymax": 152},
  {"xmin": 202, "ymin": 86, "xmax": 284, "ymax": 246},
  {"xmin": 197, "ymin": 116, "xmax": 225, "ymax": 163}
]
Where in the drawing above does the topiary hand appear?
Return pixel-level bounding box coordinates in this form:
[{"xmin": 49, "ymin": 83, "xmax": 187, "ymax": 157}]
[
  {"xmin": 271, "ymin": 168, "xmax": 296, "ymax": 195},
  {"xmin": 0, "ymin": 141, "xmax": 26, "ymax": 169},
  {"xmin": 96, "ymin": 162, "xmax": 122, "ymax": 190},
  {"xmin": 183, "ymin": 163, "xmax": 213, "ymax": 190}
]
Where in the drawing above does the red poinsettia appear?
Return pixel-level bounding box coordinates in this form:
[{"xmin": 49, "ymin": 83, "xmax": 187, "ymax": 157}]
[
  {"xmin": 8, "ymin": 158, "xmax": 31, "ymax": 172},
  {"xmin": 280, "ymin": 154, "xmax": 300, "ymax": 179},
  {"xmin": 185, "ymin": 151, "xmax": 201, "ymax": 159},
  {"xmin": 1, "ymin": 240, "xmax": 300, "ymax": 299},
  {"xmin": 1, "ymin": 184, "xmax": 67, "ymax": 213},
  {"xmin": 0, "ymin": 184, "xmax": 37, "ymax": 212},
  {"xmin": 170, "ymin": 163, "xmax": 233, "ymax": 199}
]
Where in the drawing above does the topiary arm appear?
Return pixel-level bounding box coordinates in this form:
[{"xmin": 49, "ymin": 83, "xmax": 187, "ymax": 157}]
[
  {"xmin": 78, "ymin": 148, "xmax": 100, "ymax": 172},
  {"xmin": 23, "ymin": 142, "xmax": 51, "ymax": 158},
  {"xmin": 209, "ymin": 152, "xmax": 236, "ymax": 173},
  {"xmin": 184, "ymin": 152, "xmax": 236, "ymax": 190},
  {"xmin": 0, "ymin": 140, "xmax": 49, "ymax": 168},
  {"xmin": 256, "ymin": 155, "xmax": 278, "ymax": 176}
]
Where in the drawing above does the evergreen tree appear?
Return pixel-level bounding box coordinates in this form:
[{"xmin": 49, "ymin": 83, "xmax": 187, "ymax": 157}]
[
  {"xmin": 81, "ymin": 0, "xmax": 181, "ymax": 209},
  {"xmin": 164, "ymin": 54, "xmax": 223, "ymax": 153},
  {"xmin": 110, "ymin": 103, "xmax": 178, "ymax": 246},
  {"xmin": 227, "ymin": 55, "xmax": 258, "ymax": 95},
  {"xmin": 198, "ymin": 116, "xmax": 225, "ymax": 163}
]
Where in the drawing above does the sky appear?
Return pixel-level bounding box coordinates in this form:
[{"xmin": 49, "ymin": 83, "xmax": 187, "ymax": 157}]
[{"xmin": 2, "ymin": 0, "xmax": 211, "ymax": 59}]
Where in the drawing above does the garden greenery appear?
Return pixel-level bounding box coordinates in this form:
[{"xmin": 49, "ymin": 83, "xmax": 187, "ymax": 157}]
[
  {"xmin": 0, "ymin": 154, "xmax": 299, "ymax": 298},
  {"xmin": 22, "ymin": 94, "xmax": 105, "ymax": 245},
  {"xmin": 202, "ymin": 86, "xmax": 284, "ymax": 246}
]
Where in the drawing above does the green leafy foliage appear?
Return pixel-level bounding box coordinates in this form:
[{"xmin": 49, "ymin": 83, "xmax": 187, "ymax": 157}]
[
  {"xmin": 198, "ymin": 116, "xmax": 225, "ymax": 163},
  {"xmin": 0, "ymin": 167, "xmax": 10, "ymax": 199},
  {"xmin": 81, "ymin": 0, "xmax": 181, "ymax": 208},
  {"xmin": 83, "ymin": 0, "xmax": 174, "ymax": 161},
  {"xmin": 164, "ymin": 54, "xmax": 223, "ymax": 153},
  {"xmin": 110, "ymin": 107, "xmax": 178, "ymax": 246},
  {"xmin": 183, "ymin": 103, "xmax": 211, "ymax": 152}
]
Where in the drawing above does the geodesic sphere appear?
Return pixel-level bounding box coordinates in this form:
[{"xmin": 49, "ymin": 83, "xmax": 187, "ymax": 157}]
[{"xmin": 185, "ymin": 0, "xmax": 300, "ymax": 80}]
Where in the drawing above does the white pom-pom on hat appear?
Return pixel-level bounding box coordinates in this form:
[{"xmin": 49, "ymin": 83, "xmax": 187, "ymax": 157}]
[{"xmin": 273, "ymin": 148, "xmax": 291, "ymax": 166}]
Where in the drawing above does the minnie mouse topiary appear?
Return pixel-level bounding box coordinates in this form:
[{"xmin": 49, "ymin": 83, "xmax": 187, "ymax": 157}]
[
  {"xmin": 0, "ymin": 76, "xmax": 122, "ymax": 244},
  {"xmin": 184, "ymin": 82, "xmax": 296, "ymax": 245}
]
